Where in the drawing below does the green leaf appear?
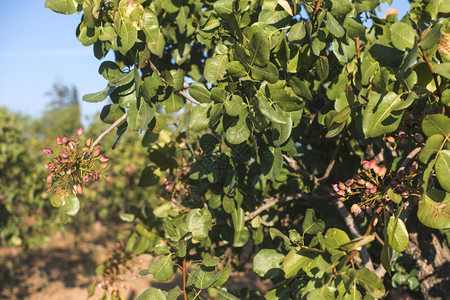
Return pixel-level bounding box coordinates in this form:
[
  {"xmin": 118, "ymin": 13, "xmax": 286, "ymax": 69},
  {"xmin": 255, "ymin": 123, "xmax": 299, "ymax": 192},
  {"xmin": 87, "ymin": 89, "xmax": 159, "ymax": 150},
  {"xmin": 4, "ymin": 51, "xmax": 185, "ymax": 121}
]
[
  {"xmin": 330, "ymin": 0, "xmax": 352, "ymax": 15},
  {"xmin": 189, "ymin": 82, "xmax": 211, "ymax": 103},
  {"xmin": 253, "ymin": 249, "xmax": 285, "ymax": 277},
  {"xmin": 118, "ymin": 21, "xmax": 137, "ymax": 55},
  {"xmin": 143, "ymin": 9, "xmax": 160, "ymax": 43},
  {"xmin": 208, "ymin": 265, "xmax": 231, "ymax": 287},
  {"xmin": 288, "ymin": 77, "xmax": 312, "ymax": 101},
  {"xmin": 362, "ymin": 92, "xmax": 408, "ymax": 138},
  {"xmin": 45, "ymin": 0, "xmax": 77, "ymax": 14},
  {"xmin": 282, "ymin": 248, "xmax": 315, "ymax": 279},
  {"xmin": 390, "ymin": 22, "xmax": 416, "ymax": 50},
  {"xmin": 434, "ymin": 63, "xmax": 450, "ymax": 79},
  {"xmin": 233, "ymin": 226, "xmax": 250, "ymax": 247},
  {"xmin": 302, "ymin": 208, "xmax": 325, "ymax": 235},
  {"xmin": 189, "ymin": 103, "xmax": 212, "ymax": 131},
  {"xmin": 65, "ymin": 195, "xmax": 80, "ymax": 216},
  {"xmin": 161, "ymin": 89, "xmax": 184, "ymax": 113},
  {"xmin": 326, "ymin": 12, "xmax": 345, "ymax": 38},
  {"xmin": 261, "ymin": 146, "xmax": 283, "ymax": 179},
  {"xmin": 418, "ymin": 189, "xmax": 450, "ymax": 229},
  {"xmin": 288, "ymin": 22, "xmax": 306, "ymax": 42},
  {"xmin": 422, "ymin": 114, "xmax": 450, "ymax": 137},
  {"xmin": 109, "ymin": 71, "xmax": 135, "ymax": 87},
  {"xmin": 369, "ymin": 44, "xmax": 404, "ymax": 68},
  {"xmin": 339, "ymin": 235, "xmax": 376, "ymax": 251},
  {"xmin": 227, "ymin": 61, "xmax": 248, "ymax": 78},
  {"xmin": 322, "ymin": 228, "xmax": 350, "ymax": 254},
  {"xmin": 186, "ymin": 208, "xmax": 212, "ymax": 240},
  {"xmin": 256, "ymin": 91, "xmax": 287, "ymax": 124},
  {"xmin": 387, "ymin": 217, "xmax": 409, "ymax": 252},
  {"xmin": 436, "ymin": 150, "xmax": 450, "ymax": 192},
  {"xmin": 355, "ymin": 268, "xmax": 386, "ymax": 298},
  {"xmin": 204, "ymin": 55, "xmax": 229, "ymax": 85},
  {"xmin": 137, "ymin": 287, "xmax": 167, "ymax": 300},
  {"xmin": 419, "ymin": 23, "xmax": 443, "ymax": 51},
  {"xmin": 248, "ymin": 31, "xmax": 270, "ymax": 67},
  {"xmin": 224, "ymin": 95, "xmax": 243, "ymax": 117},
  {"xmin": 250, "ymin": 62, "xmax": 279, "ymax": 83},
  {"xmin": 225, "ymin": 112, "xmax": 250, "ymax": 144},
  {"xmin": 154, "ymin": 243, "xmax": 170, "ymax": 255},
  {"xmin": 273, "ymin": 114, "xmax": 292, "ymax": 147},
  {"xmin": 216, "ymin": 288, "xmax": 240, "ymax": 300},
  {"xmin": 148, "ymin": 255, "xmax": 174, "ymax": 281},
  {"xmin": 343, "ymin": 18, "xmax": 366, "ymax": 38},
  {"xmin": 419, "ymin": 134, "xmax": 445, "ymax": 163},
  {"xmin": 315, "ymin": 56, "xmax": 329, "ymax": 81},
  {"xmin": 99, "ymin": 61, "xmax": 122, "ymax": 81},
  {"xmin": 387, "ymin": 188, "xmax": 402, "ymax": 204}
]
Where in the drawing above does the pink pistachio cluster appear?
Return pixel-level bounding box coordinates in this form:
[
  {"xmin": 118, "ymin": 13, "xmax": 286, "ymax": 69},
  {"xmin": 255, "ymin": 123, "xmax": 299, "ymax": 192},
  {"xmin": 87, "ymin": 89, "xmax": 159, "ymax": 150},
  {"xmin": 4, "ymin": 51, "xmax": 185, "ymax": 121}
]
[
  {"xmin": 43, "ymin": 127, "xmax": 109, "ymax": 196},
  {"xmin": 332, "ymin": 159, "xmax": 388, "ymax": 216}
]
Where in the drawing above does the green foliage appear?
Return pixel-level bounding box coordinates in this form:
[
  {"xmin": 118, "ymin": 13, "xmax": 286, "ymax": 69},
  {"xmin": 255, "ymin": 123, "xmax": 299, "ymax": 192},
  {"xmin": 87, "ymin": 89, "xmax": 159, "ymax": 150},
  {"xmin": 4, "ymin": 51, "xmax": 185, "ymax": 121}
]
[{"xmin": 42, "ymin": 0, "xmax": 450, "ymax": 298}]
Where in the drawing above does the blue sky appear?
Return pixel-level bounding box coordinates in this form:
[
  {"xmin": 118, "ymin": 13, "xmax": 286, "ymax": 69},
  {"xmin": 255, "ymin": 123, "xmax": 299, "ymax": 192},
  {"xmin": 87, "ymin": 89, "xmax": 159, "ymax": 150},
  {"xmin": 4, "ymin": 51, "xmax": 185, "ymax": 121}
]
[{"xmin": 0, "ymin": 0, "xmax": 410, "ymax": 120}]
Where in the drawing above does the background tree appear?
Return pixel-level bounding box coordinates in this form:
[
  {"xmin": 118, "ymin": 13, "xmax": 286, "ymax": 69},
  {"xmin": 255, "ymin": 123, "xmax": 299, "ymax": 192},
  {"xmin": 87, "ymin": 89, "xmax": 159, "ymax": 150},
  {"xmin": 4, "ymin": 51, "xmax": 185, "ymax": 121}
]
[{"xmin": 41, "ymin": 0, "xmax": 450, "ymax": 299}]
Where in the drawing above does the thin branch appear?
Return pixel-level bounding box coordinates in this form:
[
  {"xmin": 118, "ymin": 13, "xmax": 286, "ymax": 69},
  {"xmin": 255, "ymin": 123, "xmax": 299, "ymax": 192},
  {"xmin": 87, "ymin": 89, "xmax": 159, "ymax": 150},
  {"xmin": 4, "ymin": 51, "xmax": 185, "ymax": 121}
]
[
  {"xmin": 179, "ymin": 89, "xmax": 200, "ymax": 105},
  {"xmin": 244, "ymin": 193, "xmax": 305, "ymax": 222},
  {"xmin": 318, "ymin": 134, "xmax": 344, "ymax": 182},
  {"xmin": 311, "ymin": 0, "xmax": 323, "ymax": 27},
  {"xmin": 91, "ymin": 112, "xmax": 128, "ymax": 150}
]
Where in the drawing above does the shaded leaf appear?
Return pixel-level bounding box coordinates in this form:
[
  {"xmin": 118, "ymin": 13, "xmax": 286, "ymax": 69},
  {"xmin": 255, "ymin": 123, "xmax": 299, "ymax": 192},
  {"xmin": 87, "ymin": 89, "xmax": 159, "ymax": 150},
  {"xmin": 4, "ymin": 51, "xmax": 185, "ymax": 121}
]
[
  {"xmin": 387, "ymin": 217, "xmax": 409, "ymax": 252},
  {"xmin": 253, "ymin": 249, "xmax": 285, "ymax": 277}
]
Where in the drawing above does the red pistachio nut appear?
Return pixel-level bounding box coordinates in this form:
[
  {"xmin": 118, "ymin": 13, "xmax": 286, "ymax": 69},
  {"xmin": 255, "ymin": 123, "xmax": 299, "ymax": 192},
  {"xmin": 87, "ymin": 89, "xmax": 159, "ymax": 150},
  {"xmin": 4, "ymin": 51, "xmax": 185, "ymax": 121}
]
[
  {"xmin": 414, "ymin": 133, "xmax": 424, "ymax": 143},
  {"xmin": 83, "ymin": 176, "xmax": 89, "ymax": 183},
  {"xmin": 332, "ymin": 184, "xmax": 339, "ymax": 192},
  {"xmin": 350, "ymin": 204, "xmax": 361, "ymax": 215},
  {"xmin": 398, "ymin": 131, "xmax": 406, "ymax": 138},
  {"xmin": 362, "ymin": 160, "xmax": 370, "ymax": 170},
  {"xmin": 92, "ymin": 148, "xmax": 101, "ymax": 157},
  {"xmin": 62, "ymin": 136, "xmax": 68, "ymax": 144},
  {"xmin": 409, "ymin": 161, "xmax": 418, "ymax": 174},
  {"xmin": 386, "ymin": 136, "xmax": 395, "ymax": 143},
  {"xmin": 99, "ymin": 155, "xmax": 109, "ymax": 163},
  {"xmin": 77, "ymin": 184, "xmax": 83, "ymax": 195},
  {"xmin": 336, "ymin": 189, "xmax": 346, "ymax": 196},
  {"xmin": 92, "ymin": 172, "xmax": 99, "ymax": 180},
  {"xmin": 60, "ymin": 152, "xmax": 69, "ymax": 159},
  {"xmin": 46, "ymin": 175, "xmax": 53, "ymax": 184},
  {"xmin": 101, "ymin": 162, "xmax": 108, "ymax": 169},
  {"xmin": 77, "ymin": 127, "xmax": 84, "ymax": 137},
  {"xmin": 82, "ymin": 146, "xmax": 90, "ymax": 152},
  {"xmin": 68, "ymin": 140, "xmax": 76, "ymax": 149},
  {"xmin": 338, "ymin": 181, "xmax": 346, "ymax": 190},
  {"xmin": 56, "ymin": 136, "xmax": 62, "ymax": 145},
  {"xmin": 43, "ymin": 148, "xmax": 53, "ymax": 154},
  {"xmin": 86, "ymin": 138, "xmax": 92, "ymax": 147},
  {"xmin": 379, "ymin": 166, "xmax": 387, "ymax": 177}
]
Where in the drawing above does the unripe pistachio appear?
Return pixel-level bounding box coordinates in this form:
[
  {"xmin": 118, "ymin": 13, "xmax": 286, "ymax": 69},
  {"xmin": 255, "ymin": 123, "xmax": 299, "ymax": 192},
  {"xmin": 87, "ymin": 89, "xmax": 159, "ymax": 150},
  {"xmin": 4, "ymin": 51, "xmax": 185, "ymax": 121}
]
[
  {"xmin": 362, "ymin": 160, "xmax": 370, "ymax": 170},
  {"xmin": 338, "ymin": 181, "xmax": 346, "ymax": 190},
  {"xmin": 369, "ymin": 187, "xmax": 378, "ymax": 194},
  {"xmin": 82, "ymin": 146, "xmax": 90, "ymax": 152},
  {"xmin": 350, "ymin": 204, "xmax": 361, "ymax": 216},
  {"xmin": 386, "ymin": 136, "xmax": 395, "ymax": 143},
  {"xmin": 336, "ymin": 189, "xmax": 346, "ymax": 196},
  {"xmin": 46, "ymin": 175, "xmax": 53, "ymax": 184},
  {"xmin": 101, "ymin": 162, "xmax": 108, "ymax": 169},
  {"xmin": 43, "ymin": 148, "xmax": 53, "ymax": 154},
  {"xmin": 68, "ymin": 140, "xmax": 76, "ymax": 149},
  {"xmin": 332, "ymin": 184, "xmax": 340, "ymax": 192},
  {"xmin": 379, "ymin": 166, "xmax": 387, "ymax": 177},
  {"xmin": 66, "ymin": 168, "xmax": 72, "ymax": 175},
  {"xmin": 77, "ymin": 184, "xmax": 83, "ymax": 195},
  {"xmin": 365, "ymin": 182, "xmax": 374, "ymax": 189},
  {"xmin": 345, "ymin": 179, "xmax": 354, "ymax": 186},
  {"xmin": 86, "ymin": 138, "xmax": 92, "ymax": 147},
  {"xmin": 77, "ymin": 127, "xmax": 83, "ymax": 137}
]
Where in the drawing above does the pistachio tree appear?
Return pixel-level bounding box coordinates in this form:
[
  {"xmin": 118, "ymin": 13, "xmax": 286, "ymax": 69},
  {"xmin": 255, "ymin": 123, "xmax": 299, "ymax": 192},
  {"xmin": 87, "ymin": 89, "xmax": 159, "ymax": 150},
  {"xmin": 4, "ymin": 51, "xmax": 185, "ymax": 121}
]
[{"xmin": 44, "ymin": 0, "xmax": 450, "ymax": 299}]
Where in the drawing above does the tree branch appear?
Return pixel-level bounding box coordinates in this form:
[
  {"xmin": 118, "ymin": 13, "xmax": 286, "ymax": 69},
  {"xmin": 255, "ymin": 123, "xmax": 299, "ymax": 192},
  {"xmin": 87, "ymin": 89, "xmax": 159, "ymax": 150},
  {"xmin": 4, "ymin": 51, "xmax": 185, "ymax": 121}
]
[
  {"xmin": 91, "ymin": 112, "xmax": 128, "ymax": 150},
  {"xmin": 244, "ymin": 193, "xmax": 306, "ymax": 222},
  {"xmin": 396, "ymin": 146, "xmax": 422, "ymax": 177}
]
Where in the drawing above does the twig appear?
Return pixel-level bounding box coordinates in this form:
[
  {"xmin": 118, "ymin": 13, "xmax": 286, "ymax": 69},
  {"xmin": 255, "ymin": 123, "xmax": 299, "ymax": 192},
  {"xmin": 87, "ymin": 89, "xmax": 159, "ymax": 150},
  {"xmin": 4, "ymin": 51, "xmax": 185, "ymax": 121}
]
[
  {"xmin": 311, "ymin": 0, "xmax": 323, "ymax": 27},
  {"xmin": 182, "ymin": 238, "xmax": 188, "ymax": 300},
  {"xmin": 148, "ymin": 59, "xmax": 199, "ymax": 105},
  {"xmin": 91, "ymin": 112, "xmax": 128, "ymax": 150},
  {"xmin": 318, "ymin": 134, "xmax": 344, "ymax": 182},
  {"xmin": 396, "ymin": 146, "xmax": 422, "ymax": 177}
]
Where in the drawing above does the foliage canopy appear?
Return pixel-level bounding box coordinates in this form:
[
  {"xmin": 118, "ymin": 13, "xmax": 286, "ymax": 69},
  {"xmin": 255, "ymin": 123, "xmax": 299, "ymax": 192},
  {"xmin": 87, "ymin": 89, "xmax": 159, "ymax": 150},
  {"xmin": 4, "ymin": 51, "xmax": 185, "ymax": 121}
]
[{"xmin": 41, "ymin": 0, "xmax": 450, "ymax": 298}]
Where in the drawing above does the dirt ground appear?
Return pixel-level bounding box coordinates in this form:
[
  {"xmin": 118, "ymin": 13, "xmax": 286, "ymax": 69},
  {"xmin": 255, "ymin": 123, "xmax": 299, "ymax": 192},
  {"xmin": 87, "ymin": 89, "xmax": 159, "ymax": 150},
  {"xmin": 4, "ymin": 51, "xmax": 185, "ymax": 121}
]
[{"xmin": 0, "ymin": 222, "xmax": 271, "ymax": 300}]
